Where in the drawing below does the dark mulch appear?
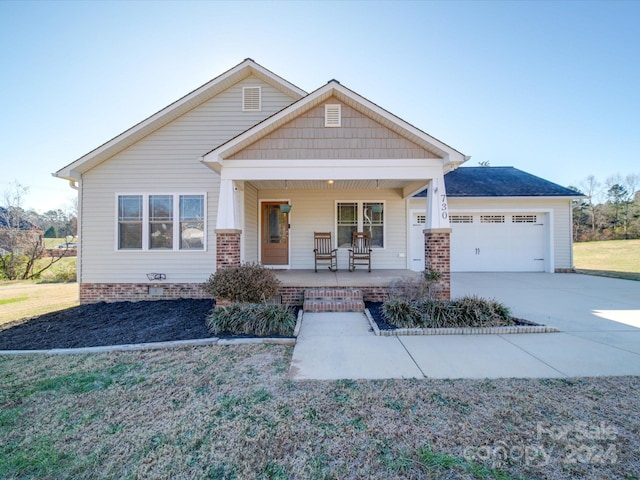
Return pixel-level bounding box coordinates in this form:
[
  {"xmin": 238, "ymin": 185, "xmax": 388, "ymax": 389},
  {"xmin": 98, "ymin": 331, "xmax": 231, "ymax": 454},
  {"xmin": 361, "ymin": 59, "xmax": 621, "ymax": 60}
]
[{"xmin": 0, "ymin": 299, "xmax": 215, "ymax": 351}]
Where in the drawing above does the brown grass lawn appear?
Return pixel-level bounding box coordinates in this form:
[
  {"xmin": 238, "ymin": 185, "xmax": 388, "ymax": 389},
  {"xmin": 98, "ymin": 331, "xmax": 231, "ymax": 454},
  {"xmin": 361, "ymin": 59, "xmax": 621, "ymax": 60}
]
[
  {"xmin": 1, "ymin": 346, "xmax": 638, "ymax": 479},
  {"xmin": 0, "ymin": 282, "xmax": 78, "ymax": 326},
  {"xmin": 574, "ymin": 239, "xmax": 640, "ymax": 281}
]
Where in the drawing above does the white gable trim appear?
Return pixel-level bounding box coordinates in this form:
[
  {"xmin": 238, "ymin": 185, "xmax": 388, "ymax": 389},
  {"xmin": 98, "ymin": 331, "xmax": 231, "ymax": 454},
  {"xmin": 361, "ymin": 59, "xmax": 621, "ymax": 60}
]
[
  {"xmin": 202, "ymin": 81, "xmax": 468, "ymax": 173},
  {"xmin": 54, "ymin": 59, "xmax": 306, "ymax": 181}
]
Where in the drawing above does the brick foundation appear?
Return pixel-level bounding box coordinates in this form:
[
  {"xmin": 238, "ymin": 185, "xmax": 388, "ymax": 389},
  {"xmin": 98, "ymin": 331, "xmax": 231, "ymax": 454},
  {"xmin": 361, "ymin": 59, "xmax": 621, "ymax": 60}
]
[
  {"xmin": 79, "ymin": 283, "xmax": 211, "ymax": 304},
  {"xmin": 555, "ymin": 268, "xmax": 576, "ymax": 273},
  {"xmin": 424, "ymin": 230, "xmax": 451, "ymax": 300},
  {"xmin": 215, "ymin": 230, "xmax": 241, "ymax": 269}
]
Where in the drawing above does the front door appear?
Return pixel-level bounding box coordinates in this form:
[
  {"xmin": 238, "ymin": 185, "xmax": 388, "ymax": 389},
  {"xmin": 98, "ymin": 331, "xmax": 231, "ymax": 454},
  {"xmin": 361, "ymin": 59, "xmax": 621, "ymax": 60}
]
[{"xmin": 261, "ymin": 202, "xmax": 289, "ymax": 265}]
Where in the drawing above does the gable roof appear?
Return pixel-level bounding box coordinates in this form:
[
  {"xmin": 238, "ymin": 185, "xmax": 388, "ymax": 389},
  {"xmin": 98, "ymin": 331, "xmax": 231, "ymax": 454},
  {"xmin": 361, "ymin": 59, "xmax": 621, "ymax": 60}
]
[
  {"xmin": 441, "ymin": 167, "xmax": 582, "ymax": 197},
  {"xmin": 54, "ymin": 59, "xmax": 307, "ymax": 181},
  {"xmin": 202, "ymin": 80, "xmax": 468, "ymax": 171}
]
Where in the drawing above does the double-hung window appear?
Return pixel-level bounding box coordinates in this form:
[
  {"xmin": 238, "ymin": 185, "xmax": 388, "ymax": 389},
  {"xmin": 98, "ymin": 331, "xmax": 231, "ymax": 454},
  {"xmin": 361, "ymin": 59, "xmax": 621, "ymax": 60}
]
[
  {"xmin": 336, "ymin": 201, "xmax": 384, "ymax": 248},
  {"xmin": 117, "ymin": 194, "xmax": 205, "ymax": 251}
]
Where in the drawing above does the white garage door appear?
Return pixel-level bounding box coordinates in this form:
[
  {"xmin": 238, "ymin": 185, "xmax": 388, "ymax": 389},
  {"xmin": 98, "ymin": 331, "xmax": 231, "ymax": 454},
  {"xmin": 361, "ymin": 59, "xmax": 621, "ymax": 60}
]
[{"xmin": 450, "ymin": 213, "xmax": 547, "ymax": 272}]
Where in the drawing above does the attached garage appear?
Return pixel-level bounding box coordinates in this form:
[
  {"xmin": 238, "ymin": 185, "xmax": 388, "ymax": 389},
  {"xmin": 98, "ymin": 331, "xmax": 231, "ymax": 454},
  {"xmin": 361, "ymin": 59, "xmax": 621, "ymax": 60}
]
[{"xmin": 410, "ymin": 167, "xmax": 582, "ymax": 273}]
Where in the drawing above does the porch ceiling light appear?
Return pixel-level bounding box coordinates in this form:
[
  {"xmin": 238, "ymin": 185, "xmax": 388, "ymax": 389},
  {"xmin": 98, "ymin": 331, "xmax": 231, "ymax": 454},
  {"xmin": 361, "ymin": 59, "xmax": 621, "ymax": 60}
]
[
  {"xmin": 327, "ymin": 180, "xmax": 334, "ymax": 185},
  {"xmin": 371, "ymin": 204, "xmax": 383, "ymax": 214},
  {"xmin": 279, "ymin": 204, "xmax": 292, "ymax": 213}
]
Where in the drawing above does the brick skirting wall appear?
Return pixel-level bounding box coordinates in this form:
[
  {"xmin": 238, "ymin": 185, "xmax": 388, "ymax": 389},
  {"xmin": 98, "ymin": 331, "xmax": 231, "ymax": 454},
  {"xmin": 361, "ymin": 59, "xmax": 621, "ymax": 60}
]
[
  {"xmin": 216, "ymin": 230, "xmax": 241, "ymax": 269},
  {"xmin": 279, "ymin": 285, "xmax": 390, "ymax": 306},
  {"xmin": 79, "ymin": 283, "xmax": 211, "ymax": 304},
  {"xmin": 424, "ymin": 231, "xmax": 451, "ymax": 300},
  {"xmin": 555, "ymin": 268, "xmax": 576, "ymax": 273}
]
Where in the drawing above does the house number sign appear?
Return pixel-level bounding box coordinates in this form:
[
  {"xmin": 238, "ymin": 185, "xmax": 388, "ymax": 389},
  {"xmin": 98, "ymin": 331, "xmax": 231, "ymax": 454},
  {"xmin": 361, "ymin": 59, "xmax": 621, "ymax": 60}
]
[{"xmin": 441, "ymin": 194, "xmax": 448, "ymax": 219}]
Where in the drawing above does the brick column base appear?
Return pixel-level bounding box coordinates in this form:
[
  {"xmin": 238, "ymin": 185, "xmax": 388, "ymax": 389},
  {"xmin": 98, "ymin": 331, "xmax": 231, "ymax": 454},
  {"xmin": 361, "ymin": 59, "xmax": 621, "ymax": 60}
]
[
  {"xmin": 424, "ymin": 230, "xmax": 451, "ymax": 300},
  {"xmin": 215, "ymin": 229, "xmax": 242, "ymax": 270}
]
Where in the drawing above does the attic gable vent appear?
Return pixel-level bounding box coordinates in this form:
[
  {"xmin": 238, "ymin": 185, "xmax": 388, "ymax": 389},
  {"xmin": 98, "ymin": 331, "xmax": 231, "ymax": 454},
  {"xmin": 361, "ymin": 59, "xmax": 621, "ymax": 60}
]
[
  {"xmin": 243, "ymin": 86, "xmax": 261, "ymax": 111},
  {"xmin": 325, "ymin": 104, "xmax": 341, "ymax": 127}
]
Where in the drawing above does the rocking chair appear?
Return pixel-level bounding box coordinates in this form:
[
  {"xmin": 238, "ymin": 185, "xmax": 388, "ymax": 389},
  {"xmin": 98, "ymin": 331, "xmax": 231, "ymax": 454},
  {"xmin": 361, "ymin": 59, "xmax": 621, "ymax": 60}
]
[
  {"xmin": 313, "ymin": 232, "xmax": 338, "ymax": 272},
  {"xmin": 349, "ymin": 231, "xmax": 372, "ymax": 272}
]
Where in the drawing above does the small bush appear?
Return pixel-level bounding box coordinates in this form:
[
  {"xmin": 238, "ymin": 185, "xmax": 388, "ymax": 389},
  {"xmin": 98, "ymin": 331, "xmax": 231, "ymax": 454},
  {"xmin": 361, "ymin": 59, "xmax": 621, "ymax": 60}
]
[
  {"xmin": 204, "ymin": 262, "xmax": 281, "ymax": 303},
  {"xmin": 37, "ymin": 264, "xmax": 77, "ymax": 284},
  {"xmin": 382, "ymin": 298, "xmax": 423, "ymax": 328},
  {"xmin": 381, "ymin": 295, "xmax": 513, "ymax": 329},
  {"xmin": 206, "ymin": 303, "xmax": 296, "ymax": 337}
]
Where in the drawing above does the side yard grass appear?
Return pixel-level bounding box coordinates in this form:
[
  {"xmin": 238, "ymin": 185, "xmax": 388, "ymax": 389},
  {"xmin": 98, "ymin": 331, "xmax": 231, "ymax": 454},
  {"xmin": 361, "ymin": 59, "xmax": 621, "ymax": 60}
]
[
  {"xmin": 0, "ymin": 282, "xmax": 78, "ymax": 326},
  {"xmin": 1, "ymin": 346, "xmax": 638, "ymax": 479},
  {"xmin": 574, "ymin": 239, "xmax": 640, "ymax": 281}
]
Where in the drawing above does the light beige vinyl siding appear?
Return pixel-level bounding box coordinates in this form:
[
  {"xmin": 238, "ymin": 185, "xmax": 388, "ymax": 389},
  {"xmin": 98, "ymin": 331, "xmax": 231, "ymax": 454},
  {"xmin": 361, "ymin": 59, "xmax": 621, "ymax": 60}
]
[
  {"xmin": 80, "ymin": 76, "xmax": 297, "ymax": 283},
  {"xmin": 447, "ymin": 197, "xmax": 574, "ymax": 270},
  {"xmin": 230, "ymin": 99, "xmax": 441, "ymax": 160},
  {"xmin": 256, "ymin": 188, "xmax": 408, "ymax": 269},
  {"xmin": 243, "ymin": 182, "xmax": 259, "ymax": 263}
]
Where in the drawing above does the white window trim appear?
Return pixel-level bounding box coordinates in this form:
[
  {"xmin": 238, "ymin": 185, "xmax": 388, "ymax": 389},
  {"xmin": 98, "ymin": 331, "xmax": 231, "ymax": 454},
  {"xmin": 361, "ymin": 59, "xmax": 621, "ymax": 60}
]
[
  {"xmin": 242, "ymin": 86, "xmax": 262, "ymax": 112},
  {"xmin": 335, "ymin": 200, "xmax": 386, "ymax": 249},
  {"xmin": 115, "ymin": 193, "xmax": 207, "ymax": 252}
]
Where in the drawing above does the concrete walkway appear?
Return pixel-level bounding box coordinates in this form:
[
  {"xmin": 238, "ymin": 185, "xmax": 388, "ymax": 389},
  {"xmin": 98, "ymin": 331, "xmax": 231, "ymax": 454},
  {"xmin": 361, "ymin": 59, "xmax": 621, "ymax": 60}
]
[{"xmin": 289, "ymin": 273, "xmax": 640, "ymax": 380}]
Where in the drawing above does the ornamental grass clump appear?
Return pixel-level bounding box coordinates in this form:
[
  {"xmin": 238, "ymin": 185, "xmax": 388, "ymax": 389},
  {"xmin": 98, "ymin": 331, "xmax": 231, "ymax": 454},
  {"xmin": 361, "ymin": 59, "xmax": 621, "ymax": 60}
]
[
  {"xmin": 381, "ymin": 295, "xmax": 513, "ymax": 329},
  {"xmin": 204, "ymin": 262, "xmax": 281, "ymax": 303},
  {"xmin": 206, "ymin": 303, "xmax": 296, "ymax": 337}
]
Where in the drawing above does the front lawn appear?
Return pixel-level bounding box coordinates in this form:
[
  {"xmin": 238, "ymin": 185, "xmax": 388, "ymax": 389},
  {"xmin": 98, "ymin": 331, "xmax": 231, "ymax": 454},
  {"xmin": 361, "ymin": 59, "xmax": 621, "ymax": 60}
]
[
  {"xmin": 0, "ymin": 282, "xmax": 78, "ymax": 326},
  {"xmin": 574, "ymin": 239, "xmax": 640, "ymax": 281},
  {"xmin": 1, "ymin": 346, "xmax": 638, "ymax": 479}
]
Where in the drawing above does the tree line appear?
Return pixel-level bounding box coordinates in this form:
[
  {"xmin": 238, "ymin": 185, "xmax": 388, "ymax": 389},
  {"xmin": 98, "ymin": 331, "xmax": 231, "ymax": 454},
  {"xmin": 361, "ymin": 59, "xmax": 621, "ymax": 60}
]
[{"xmin": 571, "ymin": 173, "xmax": 640, "ymax": 241}]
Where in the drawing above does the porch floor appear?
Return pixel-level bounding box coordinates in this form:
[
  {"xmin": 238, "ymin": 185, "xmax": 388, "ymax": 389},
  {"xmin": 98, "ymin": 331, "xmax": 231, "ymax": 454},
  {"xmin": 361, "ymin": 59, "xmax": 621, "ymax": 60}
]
[{"xmin": 274, "ymin": 269, "xmax": 421, "ymax": 288}]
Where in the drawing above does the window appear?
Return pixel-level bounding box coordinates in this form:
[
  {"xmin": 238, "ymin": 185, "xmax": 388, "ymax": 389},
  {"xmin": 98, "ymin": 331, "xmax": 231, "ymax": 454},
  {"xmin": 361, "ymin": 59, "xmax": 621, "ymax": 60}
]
[
  {"xmin": 337, "ymin": 202, "xmax": 357, "ymax": 247},
  {"xmin": 363, "ymin": 202, "xmax": 384, "ymax": 247},
  {"xmin": 450, "ymin": 215, "xmax": 474, "ymax": 224},
  {"xmin": 180, "ymin": 195, "xmax": 204, "ymax": 249},
  {"xmin": 336, "ymin": 201, "xmax": 384, "ymax": 248},
  {"xmin": 513, "ymin": 214, "xmax": 537, "ymax": 223},
  {"xmin": 118, "ymin": 195, "xmax": 142, "ymax": 249},
  {"xmin": 117, "ymin": 194, "xmax": 205, "ymax": 251},
  {"xmin": 480, "ymin": 215, "xmax": 505, "ymax": 223},
  {"xmin": 242, "ymin": 86, "xmax": 261, "ymax": 111},
  {"xmin": 325, "ymin": 104, "xmax": 341, "ymax": 127},
  {"xmin": 149, "ymin": 195, "xmax": 173, "ymax": 249}
]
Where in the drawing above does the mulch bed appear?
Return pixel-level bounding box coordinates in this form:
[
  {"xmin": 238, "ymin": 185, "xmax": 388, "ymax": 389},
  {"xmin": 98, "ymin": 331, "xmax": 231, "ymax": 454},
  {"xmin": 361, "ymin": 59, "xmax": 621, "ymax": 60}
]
[
  {"xmin": 0, "ymin": 299, "xmax": 215, "ymax": 350},
  {"xmin": 365, "ymin": 301, "xmax": 541, "ymax": 330}
]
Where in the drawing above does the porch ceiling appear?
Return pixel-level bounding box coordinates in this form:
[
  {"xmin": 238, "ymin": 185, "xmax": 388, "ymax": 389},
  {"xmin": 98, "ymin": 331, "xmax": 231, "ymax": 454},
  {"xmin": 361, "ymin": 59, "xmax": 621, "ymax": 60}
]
[{"xmin": 248, "ymin": 179, "xmax": 423, "ymax": 190}]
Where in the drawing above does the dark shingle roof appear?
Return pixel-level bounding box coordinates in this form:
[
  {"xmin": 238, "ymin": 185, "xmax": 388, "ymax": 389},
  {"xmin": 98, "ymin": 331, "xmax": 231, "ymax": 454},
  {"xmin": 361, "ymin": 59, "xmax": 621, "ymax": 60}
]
[{"xmin": 442, "ymin": 167, "xmax": 581, "ymax": 197}]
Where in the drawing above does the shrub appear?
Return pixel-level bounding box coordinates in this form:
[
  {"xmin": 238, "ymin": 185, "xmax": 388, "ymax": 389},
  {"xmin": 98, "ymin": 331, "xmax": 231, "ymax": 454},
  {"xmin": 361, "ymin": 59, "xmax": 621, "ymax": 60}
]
[
  {"xmin": 381, "ymin": 296, "xmax": 513, "ymax": 329},
  {"xmin": 382, "ymin": 298, "xmax": 423, "ymax": 328},
  {"xmin": 203, "ymin": 262, "xmax": 281, "ymax": 303},
  {"xmin": 388, "ymin": 270, "xmax": 442, "ymax": 302},
  {"xmin": 206, "ymin": 303, "xmax": 296, "ymax": 337}
]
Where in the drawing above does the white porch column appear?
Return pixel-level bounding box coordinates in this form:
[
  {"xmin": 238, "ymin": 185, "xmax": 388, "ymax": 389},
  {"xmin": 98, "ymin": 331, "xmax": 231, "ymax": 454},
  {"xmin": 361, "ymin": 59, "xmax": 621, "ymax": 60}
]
[
  {"xmin": 424, "ymin": 174, "xmax": 452, "ymax": 300},
  {"xmin": 216, "ymin": 179, "xmax": 240, "ymax": 230},
  {"xmin": 426, "ymin": 174, "xmax": 451, "ymax": 231}
]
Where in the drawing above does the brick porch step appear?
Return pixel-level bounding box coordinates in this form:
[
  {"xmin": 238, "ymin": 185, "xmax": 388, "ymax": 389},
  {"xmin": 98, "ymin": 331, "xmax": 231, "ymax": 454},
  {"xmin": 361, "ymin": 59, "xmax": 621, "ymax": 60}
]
[{"xmin": 303, "ymin": 288, "xmax": 365, "ymax": 313}]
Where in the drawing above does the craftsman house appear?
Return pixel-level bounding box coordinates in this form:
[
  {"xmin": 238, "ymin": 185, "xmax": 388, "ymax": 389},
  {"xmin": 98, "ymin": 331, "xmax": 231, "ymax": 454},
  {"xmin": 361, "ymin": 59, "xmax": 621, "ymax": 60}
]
[{"xmin": 54, "ymin": 59, "xmax": 579, "ymax": 304}]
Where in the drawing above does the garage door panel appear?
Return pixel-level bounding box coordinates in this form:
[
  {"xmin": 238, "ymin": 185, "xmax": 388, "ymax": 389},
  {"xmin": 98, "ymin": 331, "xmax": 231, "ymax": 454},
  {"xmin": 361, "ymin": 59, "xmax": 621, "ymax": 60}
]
[{"xmin": 451, "ymin": 213, "xmax": 546, "ymax": 272}]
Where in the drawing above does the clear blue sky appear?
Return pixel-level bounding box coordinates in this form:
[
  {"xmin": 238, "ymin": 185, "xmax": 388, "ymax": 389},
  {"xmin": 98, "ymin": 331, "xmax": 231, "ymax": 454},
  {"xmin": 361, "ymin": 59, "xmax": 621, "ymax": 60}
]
[{"xmin": 1, "ymin": 0, "xmax": 638, "ymax": 213}]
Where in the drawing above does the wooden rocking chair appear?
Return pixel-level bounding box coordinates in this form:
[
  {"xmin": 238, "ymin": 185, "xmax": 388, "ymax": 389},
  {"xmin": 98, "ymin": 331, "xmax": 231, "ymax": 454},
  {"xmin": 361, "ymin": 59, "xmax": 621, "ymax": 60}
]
[
  {"xmin": 313, "ymin": 232, "xmax": 337, "ymax": 272},
  {"xmin": 349, "ymin": 231, "xmax": 372, "ymax": 272}
]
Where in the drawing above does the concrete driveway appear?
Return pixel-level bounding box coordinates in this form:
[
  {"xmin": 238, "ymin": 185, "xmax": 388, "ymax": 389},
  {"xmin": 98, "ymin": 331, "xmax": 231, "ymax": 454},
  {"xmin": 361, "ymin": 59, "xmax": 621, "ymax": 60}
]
[{"xmin": 289, "ymin": 273, "xmax": 640, "ymax": 380}]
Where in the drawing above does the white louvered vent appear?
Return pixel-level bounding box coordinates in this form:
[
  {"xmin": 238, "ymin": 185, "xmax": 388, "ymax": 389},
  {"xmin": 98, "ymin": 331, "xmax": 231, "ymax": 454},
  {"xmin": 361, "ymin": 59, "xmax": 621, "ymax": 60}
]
[
  {"xmin": 513, "ymin": 214, "xmax": 537, "ymax": 223},
  {"xmin": 450, "ymin": 215, "xmax": 473, "ymax": 224},
  {"xmin": 325, "ymin": 104, "xmax": 341, "ymax": 127},
  {"xmin": 242, "ymin": 86, "xmax": 261, "ymax": 111},
  {"xmin": 481, "ymin": 215, "xmax": 505, "ymax": 223}
]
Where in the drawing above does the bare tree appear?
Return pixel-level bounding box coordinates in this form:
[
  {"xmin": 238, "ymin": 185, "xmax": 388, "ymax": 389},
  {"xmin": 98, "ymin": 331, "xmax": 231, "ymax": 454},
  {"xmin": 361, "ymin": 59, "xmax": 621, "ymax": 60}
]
[
  {"xmin": 578, "ymin": 175, "xmax": 602, "ymax": 238},
  {"xmin": 0, "ymin": 181, "xmax": 70, "ymax": 280}
]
